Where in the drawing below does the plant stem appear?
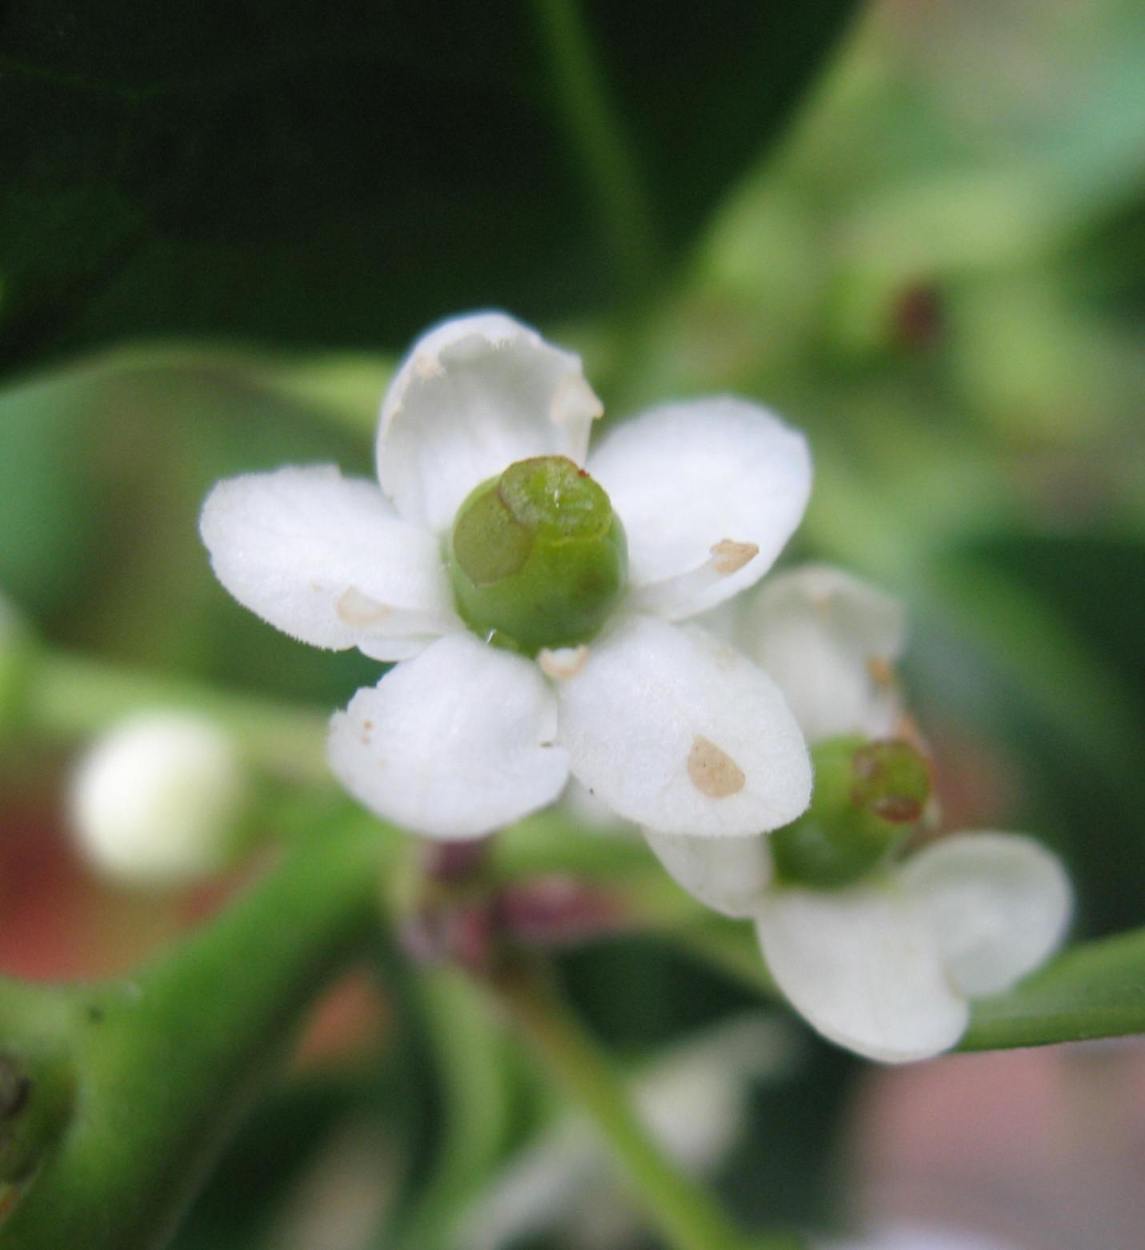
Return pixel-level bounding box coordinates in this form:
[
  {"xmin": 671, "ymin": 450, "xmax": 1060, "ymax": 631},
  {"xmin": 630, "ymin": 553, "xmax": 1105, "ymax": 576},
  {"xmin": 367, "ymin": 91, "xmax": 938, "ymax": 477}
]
[
  {"xmin": 494, "ymin": 959, "xmax": 775, "ymax": 1250},
  {"xmin": 388, "ymin": 969, "xmax": 513, "ymax": 1250},
  {"xmin": 0, "ymin": 816, "xmax": 387, "ymax": 1250},
  {"xmin": 30, "ymin": 648, "xmax": 327, "ymax": 780}
]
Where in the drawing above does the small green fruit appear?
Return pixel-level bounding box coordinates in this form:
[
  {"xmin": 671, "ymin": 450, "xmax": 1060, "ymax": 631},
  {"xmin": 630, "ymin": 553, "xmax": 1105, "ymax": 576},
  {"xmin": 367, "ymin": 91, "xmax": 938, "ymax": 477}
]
[
  {"xmin": 448, "ymin": 456, "xmax": 627, "ymax": 654},
  {"xmin": 771, "ymin": 737, "xmax": 931, "ymax": 888}
]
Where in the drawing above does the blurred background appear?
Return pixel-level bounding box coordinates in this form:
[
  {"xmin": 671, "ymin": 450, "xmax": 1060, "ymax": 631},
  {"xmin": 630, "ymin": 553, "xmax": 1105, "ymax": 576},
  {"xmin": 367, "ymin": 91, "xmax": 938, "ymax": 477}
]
[{"xmin": 2, "ymin": 1, "xmax": 1144, "ymax": 1247}]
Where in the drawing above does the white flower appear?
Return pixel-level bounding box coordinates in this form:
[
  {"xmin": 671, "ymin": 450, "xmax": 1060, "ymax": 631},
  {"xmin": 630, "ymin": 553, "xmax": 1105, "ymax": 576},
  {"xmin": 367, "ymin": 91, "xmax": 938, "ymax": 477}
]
[
  {"xmin": 459, "ymin": 1015, "xmax": 790, "ymax": 1250},
  {"xmin": 645, "ymin": 566, "xmax": 1072, "ymax": 1062},
  {"xmin": 730, "ymin": 562, "xmax": 908, "ymax": 742},
  {"xmin": 70, "ymin": 711, "xmax": 248, "ymax": 887},
  {"xmin": 201, "ymin": 312, "xmax": 814, "ymax": 841}
]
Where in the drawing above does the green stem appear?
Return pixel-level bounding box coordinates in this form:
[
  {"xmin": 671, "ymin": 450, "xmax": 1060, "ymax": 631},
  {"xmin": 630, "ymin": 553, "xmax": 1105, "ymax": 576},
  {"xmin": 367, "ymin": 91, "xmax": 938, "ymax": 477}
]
[
  {"xmin": 0, "ymin": 818, "xmax": 387, "ymax": 1249},
  {"xmin": 494, "ymin": 960, "xmax": 779, "ymax": 1250},
  {"xmin": 30, "ymin": 648, "xmax": 327, "ymax": 780},
  {"xmin": 390, "ymin": 969, "xmax": 513, "ymax": 1250},
  {"xmin": 531, "ymin": 0, "xmax": 660, "ymax": 297}
]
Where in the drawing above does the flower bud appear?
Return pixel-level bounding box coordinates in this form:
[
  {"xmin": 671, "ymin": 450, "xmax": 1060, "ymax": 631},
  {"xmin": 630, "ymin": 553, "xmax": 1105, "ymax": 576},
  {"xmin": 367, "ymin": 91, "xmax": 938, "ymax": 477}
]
[
  {"xmin": 69, "ymin": 712, "xmax": 249, "ymax": 888},
  {"xmin": 447, "ymin": 456, "xmax": 627, "ymax": 654},
  {"xmin": 771, "ymin": 737, "xmax": 931, "ymax": 888}
]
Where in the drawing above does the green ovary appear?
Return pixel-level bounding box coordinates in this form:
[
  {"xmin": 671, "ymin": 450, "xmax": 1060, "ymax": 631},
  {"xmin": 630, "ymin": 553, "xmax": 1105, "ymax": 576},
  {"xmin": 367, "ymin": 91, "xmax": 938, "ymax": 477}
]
[
  {"xmin": 771, "ymin": 737, "xmax": 932, "ymax": 888},
  {"xmin": 447, "ymin": 456, "xmax": 628, "ymax": 655}
]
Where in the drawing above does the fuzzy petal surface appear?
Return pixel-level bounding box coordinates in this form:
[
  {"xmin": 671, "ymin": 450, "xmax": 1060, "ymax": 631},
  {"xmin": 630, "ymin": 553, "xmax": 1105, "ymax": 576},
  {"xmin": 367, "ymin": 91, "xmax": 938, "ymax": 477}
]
[
  {"xmin": 587, "ymin": 398, "xmax": 811, "ymax": 619},
  {"xmin": 643, "ymin": 830, "xmax": 773, "ymax": 918},
  {"xmin": 737, "ymin": 563, "xmax": 906, "ymax": 742},
  {"xmin": 327, "ymin": 634, "xmax": 569, "ymax": 840},
  {"xmin": 200, "ymin": 465, "xmax": 456, "ymax": 659},
  {"xmin": 757, "ymin": 880, "xmax": 968, "ymax": 1062},
  {"xmin": 901, "ymin": 833, "xmax": 1072, "ymax": 997},
  {"xmin": 377, "ymin": 312, "xmax": 602, "ymax": 532},
  {"xmin": 557, "ymin": 616, "xmax": 811, "ymax": 837}
]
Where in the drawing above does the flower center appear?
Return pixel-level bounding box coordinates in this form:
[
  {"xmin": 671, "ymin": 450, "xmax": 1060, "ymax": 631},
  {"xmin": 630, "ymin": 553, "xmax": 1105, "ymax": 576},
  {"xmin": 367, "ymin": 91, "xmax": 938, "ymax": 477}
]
[{"xmin": 447, "ymin": 456, "xmax": 627, "ymax": 655}]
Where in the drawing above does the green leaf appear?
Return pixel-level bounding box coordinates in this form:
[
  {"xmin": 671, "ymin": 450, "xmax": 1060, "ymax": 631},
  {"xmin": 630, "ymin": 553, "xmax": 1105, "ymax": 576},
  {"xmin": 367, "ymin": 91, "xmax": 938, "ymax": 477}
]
[
  {"xmin": 963, "ymin": 927, "xmax": 1145, "ymax": 1050},
  {"xmin": 0, "ymin": 0, "xmax": 858, "ymax": 373},
  {"xmin": 0, "ymin": 344, "xmax": 385, "ymax": 704}
]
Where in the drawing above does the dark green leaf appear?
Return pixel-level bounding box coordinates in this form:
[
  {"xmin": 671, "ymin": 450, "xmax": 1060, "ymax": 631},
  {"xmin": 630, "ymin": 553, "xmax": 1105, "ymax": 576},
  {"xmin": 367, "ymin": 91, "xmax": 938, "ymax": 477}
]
[
  {"xmin": 964, "ymin": 927, "xmax": 1145, "ymax": 1050},
  {"xmin": 0, "ymin": 0, "xmax": 858, "ymax": 373}
]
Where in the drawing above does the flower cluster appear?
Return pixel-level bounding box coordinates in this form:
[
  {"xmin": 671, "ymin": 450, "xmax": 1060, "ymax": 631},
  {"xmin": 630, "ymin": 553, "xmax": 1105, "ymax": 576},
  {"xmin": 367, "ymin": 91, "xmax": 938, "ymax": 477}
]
[
  {"xmin": 648, "ymin": 566, "xmax": 1072, "ymax": 1062},
  {"xmin": 201, "ymin": 312, "xmax": 1071, "ymax": 1062}
]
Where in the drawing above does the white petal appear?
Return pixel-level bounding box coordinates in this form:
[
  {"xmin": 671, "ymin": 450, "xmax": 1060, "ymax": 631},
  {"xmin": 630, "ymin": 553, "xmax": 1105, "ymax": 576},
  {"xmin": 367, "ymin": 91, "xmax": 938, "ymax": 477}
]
[
  {"xmin": 377, "ymin": 312, "xmax": 603, "ymax": 532},
  {"xmin": 643, "ymin": 830, "xmax": 772, "ymax": 918},
  {"xmin": 756, "ymin": 881, "xmax": 968, "ymax": 1063},
  {"xmin": 901, "ymin": 833, "xmax": 1072, "ymax": 998},
  {"xmin": 587, "ymin": 398, "xmax": 811, "ymax": 619},
  {"xmin": 557, "ymin": 616, "xmax": 811, "ymax": 837},
  {"xmin": 327, "ymin": 634, "xmax": 569, "ymax": 840},
  {"xmin": 200, "ymin": 465, "xmax": 457, "ymax": 660},
  {"xmin": 734, "ymin": 563, "xmax": 907, "ymax": 743}
]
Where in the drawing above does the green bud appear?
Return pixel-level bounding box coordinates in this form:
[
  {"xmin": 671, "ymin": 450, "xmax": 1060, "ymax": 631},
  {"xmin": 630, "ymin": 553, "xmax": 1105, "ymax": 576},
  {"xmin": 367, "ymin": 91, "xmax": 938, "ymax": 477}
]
[
  {"xmin": 771, "ymin": 737, "xmax": 931, "ymax": 889},
  {"xmin": 448, "ymin": 456, "xmax": 627, "ymax": 655}
]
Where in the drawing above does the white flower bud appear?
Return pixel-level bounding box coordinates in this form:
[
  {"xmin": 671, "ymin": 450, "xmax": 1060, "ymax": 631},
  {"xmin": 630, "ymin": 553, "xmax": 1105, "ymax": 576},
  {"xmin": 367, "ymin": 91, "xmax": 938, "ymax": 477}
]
[{"xmin": 70, "ymin": 712, "xmax": 248, "ymax": 887}]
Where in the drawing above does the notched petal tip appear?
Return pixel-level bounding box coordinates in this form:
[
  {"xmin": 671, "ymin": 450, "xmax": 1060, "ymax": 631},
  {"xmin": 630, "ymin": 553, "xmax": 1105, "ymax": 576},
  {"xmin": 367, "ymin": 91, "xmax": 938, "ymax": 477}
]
[
  {"xmin": 377, "ymin": 312, "xmax": 602, "ymax": 532},
  {"xmin": 552, "ymin": 372, "xmax": 604, "ymax": 427}
]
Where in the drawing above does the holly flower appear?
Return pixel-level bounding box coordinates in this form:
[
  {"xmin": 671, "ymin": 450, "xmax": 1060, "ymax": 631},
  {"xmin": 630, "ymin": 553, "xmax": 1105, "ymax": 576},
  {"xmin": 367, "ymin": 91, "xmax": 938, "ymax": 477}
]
[
  {"xmin": 647, "ymin": 566, "xmax": 1072, "ymax": 1062},
  {"xmin": 200, "ymin": 313, "xmax": 814, "ymax": 841}
]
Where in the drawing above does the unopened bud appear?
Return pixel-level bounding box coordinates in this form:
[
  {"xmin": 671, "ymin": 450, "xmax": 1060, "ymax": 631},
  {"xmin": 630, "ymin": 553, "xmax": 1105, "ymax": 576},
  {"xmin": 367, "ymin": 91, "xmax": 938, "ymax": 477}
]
[
  {"xmin": 448, "ymin": 456, "xmax": 627, "ymax": 654},
  {"xmin": 771, "ymin": 737, "xmax": 931, "ymax": 888},
  {"xmin": 69, "ymin": 712, "xmax": 249, "ymax": 888}
]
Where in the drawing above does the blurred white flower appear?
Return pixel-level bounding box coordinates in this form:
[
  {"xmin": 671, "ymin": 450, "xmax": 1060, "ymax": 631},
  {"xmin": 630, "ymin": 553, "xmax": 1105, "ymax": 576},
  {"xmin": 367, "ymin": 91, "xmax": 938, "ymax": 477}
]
[
  {"xmin": 202, "ymin": 312, "xmax": 814, "ymax": 841},
  {"xmin": 646, "ymin": 567, "xmax": 1072, "ymax": 1062},
  {"xmin": 458, "ymin": 1014, "xmax": 793, "ymax": 1250},
  {"xmin": 70, "ymin": 711, "xmax": 248, "ymax": 887}
]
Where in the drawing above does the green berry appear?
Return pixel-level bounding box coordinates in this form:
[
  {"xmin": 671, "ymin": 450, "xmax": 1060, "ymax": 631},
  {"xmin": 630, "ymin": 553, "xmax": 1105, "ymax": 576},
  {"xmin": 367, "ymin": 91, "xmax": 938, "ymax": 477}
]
[
  {"xmin": 771, "ymin": 737, "xmax": 931, "ymax": 888},
  {"xmin": 448, "ymin": 457, "xmax": 627, "ymax": 655}
]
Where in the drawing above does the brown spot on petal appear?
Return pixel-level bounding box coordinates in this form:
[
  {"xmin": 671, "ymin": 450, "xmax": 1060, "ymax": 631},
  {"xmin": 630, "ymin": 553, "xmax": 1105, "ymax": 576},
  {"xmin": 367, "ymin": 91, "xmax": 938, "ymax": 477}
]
[
  {"xmin": 687, "ymin": 736, "xmax": 746, "ymax": 798},
  {"xmin": 710, "ymin": 539, "xmax": 759, "ymax": 575},
  {"xmin": 337, "ymin": 587, "xmax": 391, "ymax": 627}
]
